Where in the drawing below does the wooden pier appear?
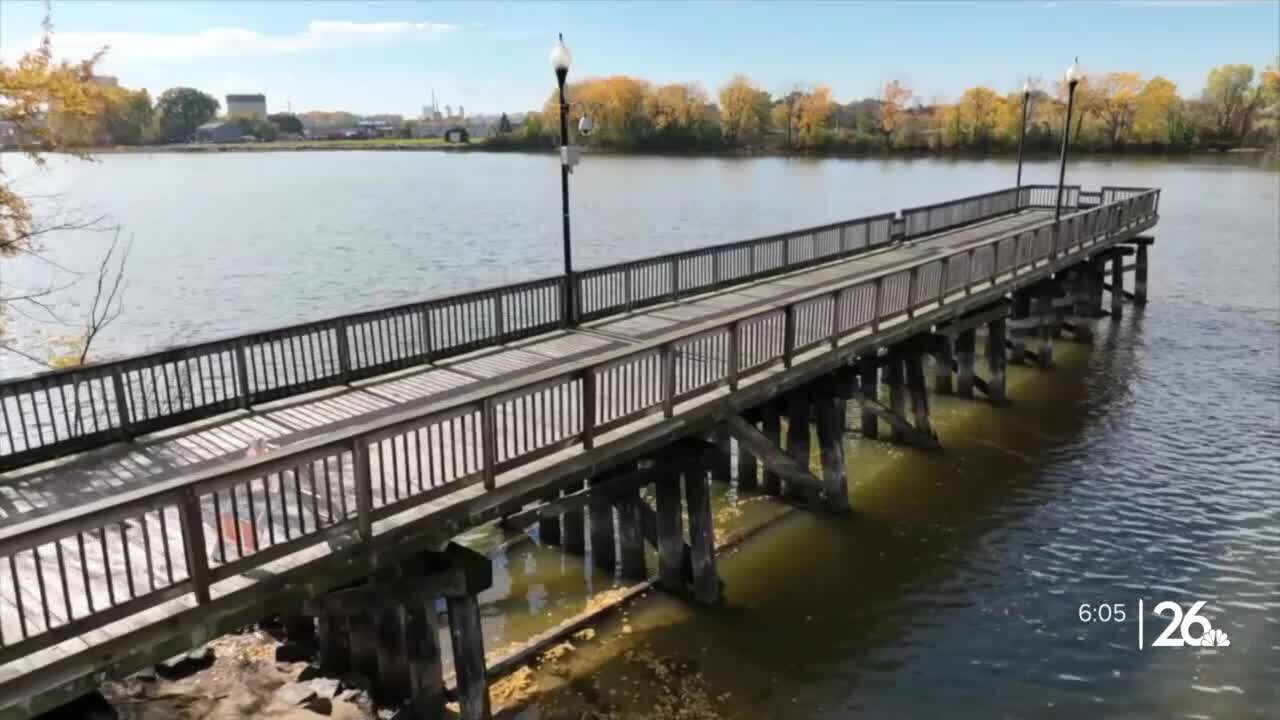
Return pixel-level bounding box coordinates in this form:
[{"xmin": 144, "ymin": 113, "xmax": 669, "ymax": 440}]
[{"xmin": 0, "ymin": 184, "xmax": 1159, "ymax": 718}]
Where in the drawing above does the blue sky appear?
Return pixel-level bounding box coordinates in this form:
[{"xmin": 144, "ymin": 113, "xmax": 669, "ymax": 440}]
[{"xmin": 1, "ymin": 1, "xmax": 1276, "ymax": 117}]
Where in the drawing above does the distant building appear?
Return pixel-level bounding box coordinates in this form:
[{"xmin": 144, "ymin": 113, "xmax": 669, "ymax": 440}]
[
  {"xmin": 195, "ymin": 121, "xmax": 244, "ymax": 143},
  {"xmin": 226, "ymin": 94, "xmax": 267, "ymax": 120},
  {"xmin": 411, "ymin": 120, "xmax": 494, "ymax": 140}
]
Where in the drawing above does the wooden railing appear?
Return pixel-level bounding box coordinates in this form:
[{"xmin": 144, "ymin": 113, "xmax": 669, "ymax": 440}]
[
  {"xmin": 0, "ymin": 188, "xmax": 1160, "ymax": 664},
  {"xmin": 0, "ymin": 183, "xmax": 1084, "ymax": 473}
]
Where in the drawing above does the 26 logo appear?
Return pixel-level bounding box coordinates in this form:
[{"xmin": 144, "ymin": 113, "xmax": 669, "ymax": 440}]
[{"xmin": 1148, "ymin": 601, "xmax": 1230, "ymax": 648}]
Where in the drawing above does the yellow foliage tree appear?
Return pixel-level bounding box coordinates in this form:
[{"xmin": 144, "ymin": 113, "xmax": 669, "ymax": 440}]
[
  {"xmin": 957, "ymin": 87, "xmax": 1003, "ymax": 146},
  {"xmin": 1095, "ymin": 72, "xmax": 1145, "ymax": 147},
  {"xmin": 879, "ymin": 80, "xmax": 912, "ymax": 145},
  {"xmin": 795, "ymin": 85, "xmax": 833, "ymax": 147},
  {"xmin": 718, "ymin": 75, "xmax": 770, "ymax": 146},
  {"xmin": 0, "ymin": 13, "xmax": 107, "ymax": 255},
  {"xmin": 1133, "ymin": 76, "xmax": 1179, "ymax": 145}
]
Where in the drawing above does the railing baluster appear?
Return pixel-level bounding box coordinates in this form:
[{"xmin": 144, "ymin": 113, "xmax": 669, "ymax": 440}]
[
  {"xmin": 727, "ymin": 322, "xmax": 740, "ymax": 390},
  {"xmin": 783, "ymin": 305, "xmax": 796, "ymax": 368},
  {"xmin": 234, "ymin": 341, "xmax": 252, "ymax": 408},
  {"xmin": 661, "ymin": 343, "xmax": 675, "ymax": 418}
]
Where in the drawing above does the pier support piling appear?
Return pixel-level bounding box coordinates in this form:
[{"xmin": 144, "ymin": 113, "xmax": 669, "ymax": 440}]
[
  {"xmin": 1110, "ymin": 255, "xmax": 1124, "ymax": 319},
  {"xmin": 615, "ymin": 490, "xmax": 647, "ymax": 581},
  {"xmin": 1134, "ymin": 240, "xmax": 1150, "ymax": 305},
  {"xmin": 784, "ymin": 390, "xmax": 812, "ymax": 497},
  {"xmin": 761, "ymin": 400, "xmax": 783, "ymax": 495},
  {"xmin": 986, "ymin": 318, "xmax": 1008, "ymax": 403},
  {"xmin": 934, "ymin": 335, "xmax": 954, "ymax": 394},
  {"xmin": 816, "ymin": 378, "xmax": 851, "ymax": 512},
  {"xmin": 588, "ymin": 478, "xmax": 616, "ymax": 573},
  {"xmin": 562, "ymin": 483, "xmax": 586, "ymax": 555},
  {"xmin": 859, "ymin": 355, "xmax": 879, "ymax": 438},
  {"xmin": 655, "ymin": 473, "xmax": 685, "ymax": 593},
  {"xmin": 955, "ymin": 330, "xmax": 976, "ymax": 399},
  {"xmin": 683, "ymin": 456, "xmax": 721, "ymax": 604},
  {"xmin": 903, "ymin": 351, "xmax": 935, "ymax": 440}
]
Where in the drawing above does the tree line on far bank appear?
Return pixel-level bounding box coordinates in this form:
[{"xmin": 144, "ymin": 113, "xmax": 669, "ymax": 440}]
[
  {"xmin": 15, "ymin": 59, "xmax": 1280, "ymax": 156},
  {"xmin": 496, "ymin": 62, "xmax": 1280, "ymax": 154},
  {"xmin": 42, "ymin": 85, "xmax": 306, "ymax": 145}
]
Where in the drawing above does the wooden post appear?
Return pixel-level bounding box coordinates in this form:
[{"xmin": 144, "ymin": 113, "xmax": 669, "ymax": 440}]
[
  {"xmin": 736, "ymin": 420, "xmax": 759, "ymax": 492},
  {"xmin": 1111, "ymin": 255, "xmax": 1124, "ymax": 319},
  {"xmin": 588, "ymin": 478, "xmax": 616, "ymax": 574},
  {"xmin": 405, "ymin": 601, "xmax": 445, "ymax": 720},
  {"xmin": 1135, "ymin": 243, "xmax": 1149, "ymax": 305},
  {"xmin": 317, "ymin": 611, "xmax": 350, "ymax": 677},
  {"xmin": 711, "ymin": 427, "xmax": 732, "ymax": 484},
  {"xmin": 934, "ymin": 335, "xmax": 954, "ymax": 394},
  {"xmin": 785, "ymin": 389, "xmax": 811, "ymax": 496},
  {"xmin": 859, "ymin": 355, "xmax": 878, "ymax": 438},
  {"xmin": 987, "ymin": 318, "xmax": 1008, "ymax": 403},
  {"xmin": 562, "ymin": 483, "xmax": 586, "ymax": 555},
  {"xmin": 955, "ymin": 331, "xmax": 976, "ymax": 399},
  {"xmin": 375, "ymin": 572, "xmax": 410, "ymax": 702},
  {"xmin": 615, "ymin": 490, "xmax": 647, "ymax": 581},
  {"xmin": 682, "ymin": 460, "xmax": 720, "ymax": 604},
  {"xmin": 348, "ymin": 609, "xmax": 379, "ymax": 686},
  {"xmin": 446, "ymin": 595, "xmax": 491, "ymax": 720},
  {"xmin": 815, "ymin": 383, "xmax": 850, "ymax": 512},
  {"xmin": 887, "ymin": 350, "xmax": 907, "ymax": 442},
  {"xmin": 761, "ymin": 401, "xmax": 783, "ymax": 495},
  {"xmin": 903, "ymin": 351, "xmax": 934, "ymax": 440},
  {"xmin": 655, "ymin": 475, "xmax": 685, "ymax": 593}
]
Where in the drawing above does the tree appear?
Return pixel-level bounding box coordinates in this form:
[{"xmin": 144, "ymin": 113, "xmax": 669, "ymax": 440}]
[
  {"xmin": 0, "ymin": 9, "xmax": 128, "ymax": 367},
  {"xmin": 1096, "ymin": 72, "xmax": 1144, "ymax": 148},
  {"xmin": 795, "ymin": 86, "xmax": 834, "ymax": 147},
  {"xmin": 268, "ymin": 112, "xmax": 303, "ymax": 135},
  {"xmin": 769, "ymin": 89, "xmax": 803, "ymax": 147},
  {"xmin": 156, "ymin": 87, "xmax": 219, "ymax": 142},
  {"xmin": 958, "ymin": 87, "xmax": 1002, "ymax": 146},
  {"xmin": 879, "ymin": 80, "xmax": 912, "ymax": 145},
  {"xmin": 1202, "ymin": 64, "xmax": 1258, "ymax": 142},
  {"xmin": 237, "ymin": 116, "xmax": 277, "ymax": 141},
  {"xmin": 718, "ymin": 76, "xmax": 770, "ymax": 146},
  {"xmin": 498, "ymin": 112, "xmax": 513, "ymax": 133},
  {"xmin": 100, "ymin": 88, "xmax": 155, "ymax": 145},
  {"xmin": 1133, "ymin": 76, "xmax": 1179, "ymax": 145}
]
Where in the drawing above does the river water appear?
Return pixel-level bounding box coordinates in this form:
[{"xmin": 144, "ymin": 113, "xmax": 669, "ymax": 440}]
[{"xmin": 3, "ymin": 152, "xmax": 1278, "ymax": 718}]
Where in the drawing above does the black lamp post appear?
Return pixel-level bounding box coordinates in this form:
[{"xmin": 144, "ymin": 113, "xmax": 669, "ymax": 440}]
[
  {"xmin": 1015, "ymin": 77, "xmax": 1031, "ymax": 189},
  {"xmin": 1055, "ymin": 58, "xmax": 1080, "ymax": 222},
  {"xmin": 550, "ymin": 34, "xmax": 575, "ymax": 325}
]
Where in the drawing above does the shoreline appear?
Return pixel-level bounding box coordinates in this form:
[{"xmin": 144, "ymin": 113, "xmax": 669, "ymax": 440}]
[{"xmin": 8, "ymin": 140, "xmax": 1274, "ymax": 160}]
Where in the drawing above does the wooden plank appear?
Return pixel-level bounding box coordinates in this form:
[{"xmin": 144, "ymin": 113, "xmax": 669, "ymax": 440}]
[
  {"xmin": 722, "ymin": 416, "xmax": 823, "ymax": 496},
  {"xmin": 303, "ymin": 570, "xmax": 464, "ymax": 615}
]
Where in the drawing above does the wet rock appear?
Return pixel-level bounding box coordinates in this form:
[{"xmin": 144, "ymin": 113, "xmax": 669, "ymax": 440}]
[
  {"xmin": 275, "ymin": 641, "xmax": 314, "ymax": 663},
  {"xmin": 156, "ymin": 645, "xmax": 214, "ymax": 679},
  {"xmin": 275, "ymin": 681, "xmax": 333, "ymax": 715}
]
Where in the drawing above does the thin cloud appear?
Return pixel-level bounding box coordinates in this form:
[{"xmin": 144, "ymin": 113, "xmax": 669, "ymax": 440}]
[{"xmin": 37, "ymin": 20, "xmax": 458, "ymax": 63}]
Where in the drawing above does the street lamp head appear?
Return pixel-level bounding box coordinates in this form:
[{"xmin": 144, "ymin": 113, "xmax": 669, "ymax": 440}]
[
  {"xmin": 577, "ymin": 114, "xmax": 594, "ymax": 137},
  {"xmin": 1023, "ymin": 77, "xmax": 1032, "ymax": 95},
  {"xmin": 550, "ymin": 34, "xmax": 572, "ymax": 75},
  {"xmin": 1065, "ymin": 57, "xmax": 1080, "ymax": 86}
]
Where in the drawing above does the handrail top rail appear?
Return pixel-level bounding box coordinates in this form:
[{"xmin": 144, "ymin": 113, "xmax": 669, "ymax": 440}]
[{"xmin": 0, "ymin": 188, "xmax": 1160, "ymax": 552}]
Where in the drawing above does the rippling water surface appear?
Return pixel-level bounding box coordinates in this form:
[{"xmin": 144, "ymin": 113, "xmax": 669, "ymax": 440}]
[{"xmin": 4, "ymin": 151, "xmax": 1278, "ymax": 718}]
